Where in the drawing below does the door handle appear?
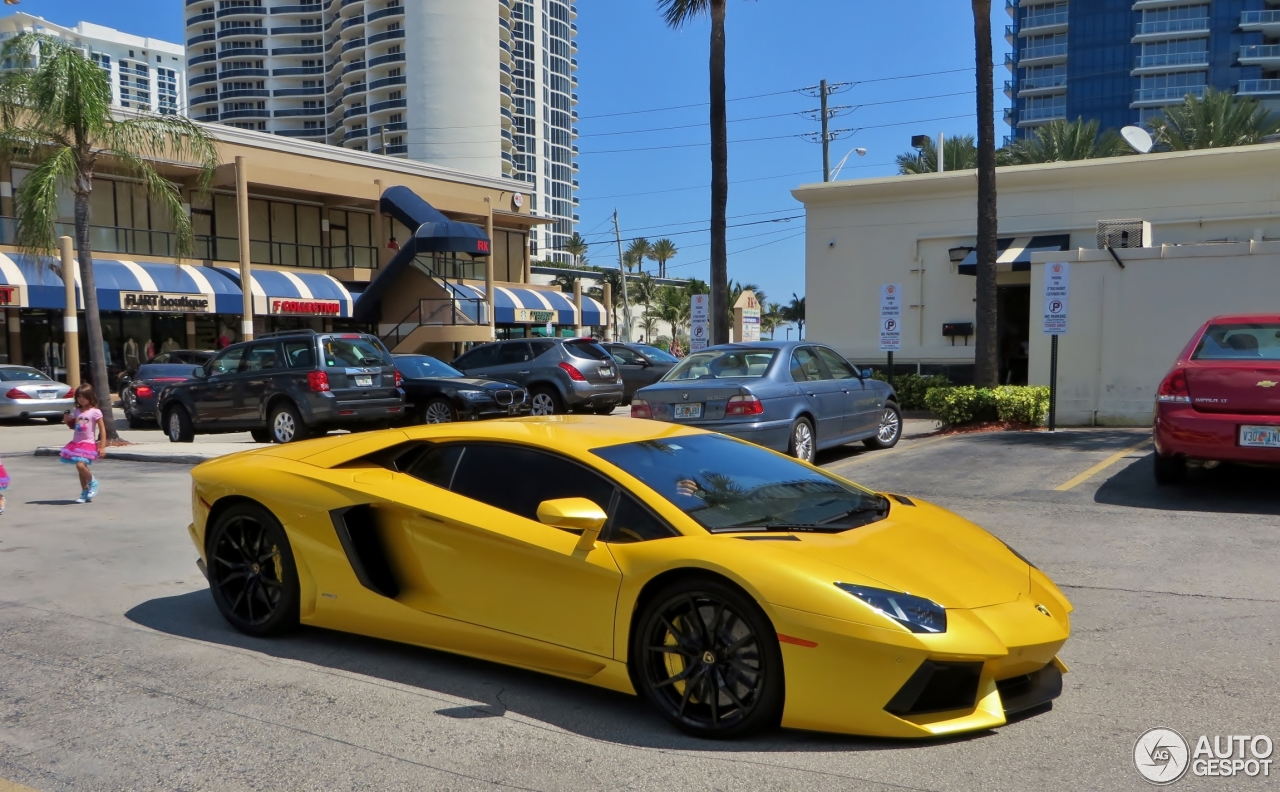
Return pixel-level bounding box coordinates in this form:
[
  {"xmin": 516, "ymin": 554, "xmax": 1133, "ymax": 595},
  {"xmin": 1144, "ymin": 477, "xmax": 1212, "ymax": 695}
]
[{"xmin": 518, "ymin": 370, "xmax": 531, "ymax": 375}]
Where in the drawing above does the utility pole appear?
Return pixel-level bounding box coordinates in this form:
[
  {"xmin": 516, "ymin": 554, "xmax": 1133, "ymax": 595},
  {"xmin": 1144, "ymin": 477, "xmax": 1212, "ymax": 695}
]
[
  {"xmin": 938, "ymin": 131, "xmax": 945, "ymax": 173},
  {"xmin": 820, "ymin": 79, "xmax": 830, "ymax": 182},
  {"xmin": 380, "ymin": 126, "xmax": 388, "ymax": 155},
  {"xmin": 612, "ymin": 210, "xmax": 633, "ymax": 342}
]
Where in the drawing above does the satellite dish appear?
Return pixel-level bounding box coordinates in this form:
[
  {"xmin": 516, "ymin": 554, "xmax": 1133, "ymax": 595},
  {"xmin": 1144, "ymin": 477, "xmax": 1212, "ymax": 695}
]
[{"xmin": 1121, "ymin": 125, "xmax": 1154, "ymax": 154}]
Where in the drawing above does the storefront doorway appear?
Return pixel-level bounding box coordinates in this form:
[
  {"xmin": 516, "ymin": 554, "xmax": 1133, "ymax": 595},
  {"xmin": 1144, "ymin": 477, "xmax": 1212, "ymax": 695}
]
[{"xmin": 997, "ymin": 285, "xmax": 1030, "ymax": 385}]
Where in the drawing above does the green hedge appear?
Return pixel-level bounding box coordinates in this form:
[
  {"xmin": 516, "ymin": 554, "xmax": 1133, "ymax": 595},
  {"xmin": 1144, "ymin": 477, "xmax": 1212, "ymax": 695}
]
[
  {"xmin": 868, "ymin": 372, "xmax": 951, "ymax": 411},
  {"xmin": 923, "ymin": 385, "xmax": 1051, "ymax": 427}
]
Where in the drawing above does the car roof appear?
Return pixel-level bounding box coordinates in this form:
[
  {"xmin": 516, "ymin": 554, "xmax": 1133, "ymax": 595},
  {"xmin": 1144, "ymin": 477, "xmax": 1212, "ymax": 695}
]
[
  {"xmin": 1206, "ymin": 314, "xmax": 1280, "ymax": 324},
  {"xmin": 697, "ymin": 341, "xmax": 814, "ymax": 351}
]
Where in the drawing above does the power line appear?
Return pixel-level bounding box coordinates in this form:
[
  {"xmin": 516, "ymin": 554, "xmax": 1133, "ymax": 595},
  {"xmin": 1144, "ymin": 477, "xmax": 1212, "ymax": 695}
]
[
  {"xmin": 666, "ymin": 230, "xmax": 807, "ymax": 271},
  {"xmin": 580, "ymin": 206, "xmax": 804, "ymax": 240},
  {"xmin": 577, "ymin": 158, "xmax": 899, "ymax": 201}
]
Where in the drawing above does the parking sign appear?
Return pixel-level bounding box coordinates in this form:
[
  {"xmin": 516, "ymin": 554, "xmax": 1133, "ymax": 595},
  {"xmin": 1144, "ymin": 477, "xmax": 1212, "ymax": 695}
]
[
  {"xmin": 690, "ymin": 294, "xmax": 709, "ymax": 351},
  {"xmin": 1043, "ymin": 262, "xmax": 1069, "ymax": 335},
  {"xmin": 879, "ymin": 283, "xmax": 902, "ymax": 352}
]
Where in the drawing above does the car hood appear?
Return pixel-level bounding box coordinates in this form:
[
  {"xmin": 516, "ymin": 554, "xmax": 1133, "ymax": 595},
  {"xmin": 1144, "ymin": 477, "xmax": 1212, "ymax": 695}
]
[
  {"xmin": 406, "ymin": 376, "xmax": 517, "ymax": 389},
  {"xmin": 758, "ymin": 499, "xmax": 1030, "ymax": 609}
]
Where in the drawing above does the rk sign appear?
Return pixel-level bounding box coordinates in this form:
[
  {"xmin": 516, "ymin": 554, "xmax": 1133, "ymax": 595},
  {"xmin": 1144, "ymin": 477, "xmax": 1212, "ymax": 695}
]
[
  {"xmin": 1043, "ymin": 262, "xmax": 1070, "ymax": 335},
  {"xmin": 879, "ymin": 283, "xmax": 902, "ymax": 352}
]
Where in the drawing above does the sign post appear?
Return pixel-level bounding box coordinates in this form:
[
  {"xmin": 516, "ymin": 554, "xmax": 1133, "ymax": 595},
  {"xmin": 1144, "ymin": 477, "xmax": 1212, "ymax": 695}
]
[
  {"xmin": 733, "ymin": 290, "xmax": 761, "ymax": 343},
  {"xmin": 1042, "ymin": 262, "xmax": 1070, "ymax": 432},
  {"xmin": 879, "ymin": 283, "xmax": 902, "ymax": 381},
  {"xmin": 690, "ymin": 293, "xmax": 709, "ymax": 352}
]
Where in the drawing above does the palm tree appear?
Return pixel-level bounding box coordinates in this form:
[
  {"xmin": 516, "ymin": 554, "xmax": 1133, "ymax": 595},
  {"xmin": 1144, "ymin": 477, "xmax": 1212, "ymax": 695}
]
[
  {"xmin": 762, "ymin": 301, "xmax": 783, "ymax": 339},
  {"xmin": 895, "ymin": 134, "xmax": 980, "ymax": 174},
  {"xmin": 586, "ymin": 268, "xmax": 626, "ymax": 325},
  {"xmin": 563, "ymin": 232, "xmax": 589, "ymax": 267},
  {"xmin": 1006, "ymin": 118, "xmax": 1128, "ymax": 164},
  {"xmin": 655, "ymin": 284, "xmax": 692, "ymax": 351},
  {"xmin": 782, "ymin": 293, "xmax": 805, "ymax": 339},
  {"xmin": 631, "ymin": 272, "xmax": 659, "ymax": 313},
  {"xmin": 639, "ymin": 314, "xmax": 660, "ymax": 343},
  {"xmin": 648, "ymin": 238, "xmax": 678, "ymax": 278},
  {"xmin": 971, "ymin": 0, "xmax": 999, "ymax": 387},
  {"xmin": 1149, "ymin": 87, "xmax": 1280, "ymax": 150},
  {"xmin": 0, "ymin": 33, "xmax": 218, "ymax": 440},
  {"xmin": 625, "ymin": 237, "xmax": 651, "ymax": 275},
  {"xmin": 658, "ymin": 0, "xmax": 730, "ymax": 346}
]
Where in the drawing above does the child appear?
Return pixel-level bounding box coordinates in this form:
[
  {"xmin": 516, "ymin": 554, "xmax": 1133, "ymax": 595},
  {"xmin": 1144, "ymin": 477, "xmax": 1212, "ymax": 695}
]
[
  {"xmin": 0, "ymin": 453, "xmax": 8, "ymax": 514},
  {"xmin": 60, "ymin": 383, "xmax": 107, "ymax": 503}
]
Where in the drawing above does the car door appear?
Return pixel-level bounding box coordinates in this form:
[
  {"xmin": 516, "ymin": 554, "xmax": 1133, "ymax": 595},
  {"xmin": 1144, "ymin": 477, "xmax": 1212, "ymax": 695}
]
[
  {"xmin": 608, "ymin": 344, "xmax": 651, "ymax": 399},
  {"xmin": 790, "ymin": 346, "xmax": 845, "ymax": 443},
  {"xmin": 813, "ymin": 345, "xmax": 878, "ymax": 437},
  {"xmin": 395, "ymin": 442, "xmax": 623, "ymax": 658},
  {"xmin": 191, "ymin": 346, "xmax": 245, "ymax": 426},
  {"xmin": 452, "ymin": 343, "xmax": 500, "ymax": 378},
  {"xmin": 489, "ymin": 341, "xmax": 535, "ymax": 386},
  {"xmin": 230, "ymin": 342, "xmax": 281, "ymax": 425}
]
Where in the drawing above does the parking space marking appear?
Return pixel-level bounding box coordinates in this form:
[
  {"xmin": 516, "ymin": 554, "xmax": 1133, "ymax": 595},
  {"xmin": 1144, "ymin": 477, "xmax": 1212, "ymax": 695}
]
[
  {"xmin": 827, "ymin": 432, "xmax": 953, "ymax": 470},
  {"xmin": 1052, "ymin": 439, "xmax": 1152, "ymax": 491},
  {"xmin": 0, "ymin": 778, "xmax": 41, "ymax": 792}
]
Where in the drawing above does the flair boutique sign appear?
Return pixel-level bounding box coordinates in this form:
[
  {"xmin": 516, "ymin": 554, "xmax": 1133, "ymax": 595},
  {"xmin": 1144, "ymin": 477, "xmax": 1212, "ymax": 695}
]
[{"xmin": 121, "ymin": 291, "xmax": 214, "ymax": 313}]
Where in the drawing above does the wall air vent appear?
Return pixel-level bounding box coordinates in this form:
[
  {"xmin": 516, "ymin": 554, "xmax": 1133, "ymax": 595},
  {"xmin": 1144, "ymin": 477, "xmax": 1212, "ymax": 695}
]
[{"xmin": 1096, "ymin": 219, "xmax": 1151, "ymax": 249}]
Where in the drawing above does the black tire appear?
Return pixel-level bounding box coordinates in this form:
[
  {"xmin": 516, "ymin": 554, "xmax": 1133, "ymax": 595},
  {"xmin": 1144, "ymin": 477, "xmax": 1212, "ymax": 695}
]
[
  {"xmin": 44, "ymin": 415, "xmax": 62, "ymax": 424},
  {"xmin": 1154, "ymin": 453, "xmax": 1185, "ymax": 486},
  {"xmin": 268, "ymin": 401, "xmax": 311, "ymax": 444},
  {"xmin": 205, "ymin": 502, "xmax": 300, "ymax": 637},
  {"xmin": 529, "ymin": 387, "xmax": 563, "ymax": 416},
  {"xmin": 249, "ymin": 428, "xmax": 271, "ymax": 443},
  {"xmin": 420, "ymin": 397, "xmax": 457, "ymax": 424},
  {"xmin": 863, "ymin": 402, "xmax": 902, "ymax": 450},
  {"xmin": 787, "ymin": 417, "xmax": 815, "ymax": 463},
  {"xmin": 165, "ymin": 405, "xmax": 195, "ymax": 443},
  {"xmin": 631, "ymin": 577, "xmax": 784, "ymax": 739}
]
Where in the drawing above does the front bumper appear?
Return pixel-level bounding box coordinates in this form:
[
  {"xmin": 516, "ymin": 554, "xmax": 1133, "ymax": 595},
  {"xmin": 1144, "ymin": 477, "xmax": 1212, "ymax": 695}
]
[
  {"xmin": 460, "ymin": 401, "xmax": 533, "ymax": 420},
  {"xmin": 1154, "ymin": 404, "xmax": 1280, "ymax": 464},
  {"xmin": 0, "ymin": 397, "xmax": 74, "ymax": 419}
]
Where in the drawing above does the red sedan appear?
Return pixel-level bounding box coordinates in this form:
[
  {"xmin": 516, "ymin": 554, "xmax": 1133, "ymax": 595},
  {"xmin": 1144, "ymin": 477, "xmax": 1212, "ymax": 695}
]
[{"xmin": 1153, "ymin": 314, "xmax": 1280, "ymax": 484}]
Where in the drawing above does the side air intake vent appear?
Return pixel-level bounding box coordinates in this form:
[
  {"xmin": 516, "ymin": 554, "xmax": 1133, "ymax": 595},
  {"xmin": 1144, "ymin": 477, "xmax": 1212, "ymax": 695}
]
[
  {"xmin": 330, "ymin": 505, "xmax": 400, "ymax": 599},
  {"xmin": 884, "ymin": 661, "xmax": 983, "ymax": 716}
]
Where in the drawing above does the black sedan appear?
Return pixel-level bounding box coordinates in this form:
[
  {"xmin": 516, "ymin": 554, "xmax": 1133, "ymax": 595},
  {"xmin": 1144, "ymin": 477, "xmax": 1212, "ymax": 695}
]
[
  {"xmin": 122, "ymin": 363, "xmax": 200, "ymax": 428},
  {"xmin": 118, "ymin": 349, "xmax": 214, "ymax": 392},
  {"xmin": 394, "ymin": 354, "xmax": 531, "ymax": 424},
  {"xmin": 602, "ymin": 342, "xmax": 679, "ymax": 402}
]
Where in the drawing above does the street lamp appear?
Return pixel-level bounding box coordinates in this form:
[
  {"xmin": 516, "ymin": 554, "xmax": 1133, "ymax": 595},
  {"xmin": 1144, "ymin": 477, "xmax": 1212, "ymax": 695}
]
[{"xmin": 828, "ymin": 146, "xmax": 868, "ymax": 181}]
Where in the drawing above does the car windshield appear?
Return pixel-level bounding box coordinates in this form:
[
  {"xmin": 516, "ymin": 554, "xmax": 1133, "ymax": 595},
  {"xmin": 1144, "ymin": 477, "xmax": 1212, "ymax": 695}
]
[
  {"xmin": 321, "ymin": 335, "xmax": 392, "ymax": 367},
  {"xmin": 0, "ymin": 367, "xmax": 52, "ymax": 382},
  {"xmin": 563, "ymin": 340, "xmax": 612, "ymax": 361},
  {"xmin": 1192, "ymin": 323, "xmax": 1280, "ymax": 360},
  {"xmin": 396, "ymin": 355, "xmax": 464, "ymax": 379},
  {"xmin": 137, "ymin": 364, "xmax": 199, "ymax": 381},
  {"xmin": 635, "ymin": 344, "xmax": 679, "ymax": 363},
  {"xmin": 663, "ymin": 349, "xmax": 776, "ymax": 381},
  {"xmin": 592, "ymin": 434, "xmax": 887, "ymax": 533}
]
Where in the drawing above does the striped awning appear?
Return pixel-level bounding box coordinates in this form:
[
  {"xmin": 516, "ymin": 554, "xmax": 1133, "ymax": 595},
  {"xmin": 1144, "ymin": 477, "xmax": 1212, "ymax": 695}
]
[
  {"xmin": 0, "ymin": 252, "xmax": 241, "ymax": 312},
  {"xmin": 443, "ymin": 284, "xmax": 606, "ymax": 326},
  {"xmin": 958, "ymin": 235, "xmax": 1072, "ymax": 275},
  {"xmin": 215, "ymin": 267, "xmax": 355, "ymax": 318}
]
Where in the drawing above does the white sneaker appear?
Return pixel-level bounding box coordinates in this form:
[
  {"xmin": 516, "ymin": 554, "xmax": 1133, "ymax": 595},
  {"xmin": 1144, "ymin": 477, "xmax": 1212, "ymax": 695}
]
[{"xmin": 75, "ymin": 489, "xmax": 89, "ymax": 504}]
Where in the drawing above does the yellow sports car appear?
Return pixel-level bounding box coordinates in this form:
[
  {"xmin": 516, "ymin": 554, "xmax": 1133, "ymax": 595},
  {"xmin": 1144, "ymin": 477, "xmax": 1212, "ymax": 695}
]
[{"xmin": 187, "ymin": 416, "xmax": 1071, "ymax": 739}]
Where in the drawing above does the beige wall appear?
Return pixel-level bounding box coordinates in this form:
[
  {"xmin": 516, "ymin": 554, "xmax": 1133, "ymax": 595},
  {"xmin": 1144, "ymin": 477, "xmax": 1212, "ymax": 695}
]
[
  {"xmin": 794, "ymin": 142, "xmax": 1280, "ymax": 375},
  {"xmin": 1028, "ymin": 244, "xmax": 1280, "ymax": 425}
]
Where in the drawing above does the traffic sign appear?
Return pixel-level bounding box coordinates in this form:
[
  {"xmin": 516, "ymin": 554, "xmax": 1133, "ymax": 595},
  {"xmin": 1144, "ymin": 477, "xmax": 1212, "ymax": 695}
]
[
  {"xmin": 879, "ymin": 283, "xmax": 902, "ymax": 351},
  {"xmin": 1043, "ymin": 262, "xmax": 1069, "ymax": 335},
  {"xmin": 690, "ymin": 293, "xmax": 709, "ymax": 351}
]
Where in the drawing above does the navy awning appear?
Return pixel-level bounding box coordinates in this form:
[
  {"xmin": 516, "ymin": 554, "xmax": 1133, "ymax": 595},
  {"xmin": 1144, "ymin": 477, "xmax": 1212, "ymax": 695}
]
[
  {"xmin": 0, "ymin": 252, "xmax": 242, "ymax": 312},
  {"xmin": 958, "ymin": 234, "xmax": 1071, "ymax": 275},
  {"xmin": 215, "ymin": 266, "xmax": 354, "ymax": 317}
]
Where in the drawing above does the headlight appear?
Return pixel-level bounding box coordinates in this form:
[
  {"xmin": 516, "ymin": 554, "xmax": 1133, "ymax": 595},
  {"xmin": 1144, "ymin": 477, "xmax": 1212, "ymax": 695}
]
[
  {"xmin": 457, "ymin": 390, "xmax": 490, "ymax": 400},
  {"xmin": 835, "ymin": 583, "xmax": 947, "ymax": 634}
]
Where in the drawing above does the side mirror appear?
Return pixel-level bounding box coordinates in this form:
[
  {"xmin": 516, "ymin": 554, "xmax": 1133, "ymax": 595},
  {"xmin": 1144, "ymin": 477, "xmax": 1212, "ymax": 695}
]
[
  {"xmin": 193, "ymin": 366, "xmax": 207, "ymax": 379},
  {"xmin": 638, "ymin": 357, "xmax": 653, "ymax": 368},
  {"xmin": 861, "ymin": 368, "xmax": 873, "ymax": 379},
  {"xmin": 537, "ymin": 497, "xmax": 607, "ymax": 553}
]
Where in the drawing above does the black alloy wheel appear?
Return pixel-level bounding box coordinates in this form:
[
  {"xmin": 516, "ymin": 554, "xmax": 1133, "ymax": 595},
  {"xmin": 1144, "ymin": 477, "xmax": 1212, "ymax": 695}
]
[
  {"xmin": 206, "ymin": 503, "xmax": 300, "ymax": 637},
  {"xmin": 633, "ymin": 579, "xmax": 784, "ymax": 738}
]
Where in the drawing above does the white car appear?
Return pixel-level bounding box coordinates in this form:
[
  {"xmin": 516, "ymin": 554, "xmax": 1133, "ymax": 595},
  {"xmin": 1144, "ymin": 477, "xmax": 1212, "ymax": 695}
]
[{"xmin": 0, "ymin": 365, "xmax": 74, "ymax": 422}]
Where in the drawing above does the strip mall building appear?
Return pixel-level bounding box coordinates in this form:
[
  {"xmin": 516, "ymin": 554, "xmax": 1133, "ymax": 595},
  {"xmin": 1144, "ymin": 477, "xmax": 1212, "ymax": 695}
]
[
  {"xmin": 794, "ymin": 143, "xmax": 1280, "ymax": 425},
  {"xmin": 0, "ymin": 124, "xmax": 606, "ymax": 384}
]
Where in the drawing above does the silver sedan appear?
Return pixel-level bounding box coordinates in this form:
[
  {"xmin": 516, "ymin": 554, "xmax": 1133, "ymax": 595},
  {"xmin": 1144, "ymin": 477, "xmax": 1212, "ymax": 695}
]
[{"xmin": 0, "ymin": 365, "xmax": 74, "ymax": 422}]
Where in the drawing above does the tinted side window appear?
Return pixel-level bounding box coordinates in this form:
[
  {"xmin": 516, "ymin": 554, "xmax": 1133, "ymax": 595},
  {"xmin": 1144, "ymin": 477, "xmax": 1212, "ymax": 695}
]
[
  {"xmin": 243, "ymin": 343, "xmax": 279, "ymax": 372},
  {"xmin": 529, "ymin": 340, "xmax": 556, "ymax": 357},
  {"xmin": 151, "ymin": 353, "xmax": 171, "ymax": 364},
  {"xmin": 790, "ymin": 348, "xmax": 826, "ymax": 382},
  {"xmin": 455, "ymin": 344, "xmax": 498, "ymax": 369},
  {"xmin": 605, "ymin": 492, "xmax": 677, "ymax": 544},
  {"xmin": 814, "ymin": 347, "xmax": 857, "ymax": 380},
  {"xmin": 283, "ymin": 340, "xmax": 316, "ymax": 369},
  {"xmin": 610, "ymin": 346, "xmax": 642, "ymax": 365},
  {"xmin": 563, "ymin": 341, "xmax": 611, "ymax": 361},
  {"xmin": 497, "ymin": 342, "xmax": 533, "ymax": 365},
  {"xmin": 210, "ymin": 347, "xmax": 245, "ymax": 375},
  {"xmin": 450, "ymin": 444, "xmax": 616, "ymax": 522},
  {"xmin": 400, "ymin": 444, "xmax": 465, "ymax": 489}
]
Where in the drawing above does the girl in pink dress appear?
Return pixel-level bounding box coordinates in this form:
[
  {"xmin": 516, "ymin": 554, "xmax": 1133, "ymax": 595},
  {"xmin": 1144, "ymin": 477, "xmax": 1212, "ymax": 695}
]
[
  {"xmin": 0, "ymin": 453, "xmax": 9, "ymax": 514},
  {"xmin": 60, "ymin": 383, "xmax": 107, "ymax": 503}
]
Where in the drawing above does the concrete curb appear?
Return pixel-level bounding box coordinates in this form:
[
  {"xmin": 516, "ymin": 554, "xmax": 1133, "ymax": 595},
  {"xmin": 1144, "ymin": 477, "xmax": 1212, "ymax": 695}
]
[{"xmin": 34, "ymin": 446, "xmax": 229, "ymax": 465}]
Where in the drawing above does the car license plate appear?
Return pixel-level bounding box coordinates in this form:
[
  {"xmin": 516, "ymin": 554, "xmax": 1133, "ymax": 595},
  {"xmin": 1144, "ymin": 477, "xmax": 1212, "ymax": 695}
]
[
  {"xmin": 599, "ymin": 366, "xmax": 614, "ymax": 378},
  {"xmin": 1239, "ymin": 425, "xmax": 1280, "ymax": 448},
  {"xmin": 37, "ymin": 390, "xmax": 57, "ymax": 399},
  {"xmin": 354, "ymin": 375, "xmax": 373, "ymax": 387},
  {"xmin": 674, "ymin": 403, "xmax": 702, "ymax": 420}
]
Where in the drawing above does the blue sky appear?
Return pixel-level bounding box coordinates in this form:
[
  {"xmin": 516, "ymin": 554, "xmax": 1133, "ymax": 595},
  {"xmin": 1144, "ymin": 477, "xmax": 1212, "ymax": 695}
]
[{"xmin": 10, "ymin": 0, "xmax": 1005, "ymax": 308}]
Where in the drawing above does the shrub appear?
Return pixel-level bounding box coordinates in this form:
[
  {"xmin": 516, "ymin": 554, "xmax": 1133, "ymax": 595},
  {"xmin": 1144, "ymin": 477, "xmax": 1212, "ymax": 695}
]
[
  {"xmin": 993, "ymin": 385, "xmax": 1050, "ymax": 426},
  {"xmin": 924, "ymin": 385, "xmax": 1050, "ymax": 427},
  {"xmin": 869, "ymin": 371, "xmax": 951, "ymax": 411}
]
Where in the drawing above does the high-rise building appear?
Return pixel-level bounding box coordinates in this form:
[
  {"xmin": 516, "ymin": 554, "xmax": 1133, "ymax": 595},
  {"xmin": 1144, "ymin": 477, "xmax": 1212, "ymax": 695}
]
[
  {"xmin": 1004, "ymin": 1, "xmax": 1278, "ymax": 142},
  {"xmin": 0, "ymin": 12, "xmax": 184, "ymax": 115},
  {"xmin": 183, "ymin": 0, "xmax": 578, "ymax": 262}
]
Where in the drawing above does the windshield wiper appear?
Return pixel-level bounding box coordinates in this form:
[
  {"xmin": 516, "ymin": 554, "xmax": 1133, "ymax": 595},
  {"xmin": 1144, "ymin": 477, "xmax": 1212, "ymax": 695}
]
[
  {"xmin": 816, "ymin": 501, "xmax": 889, "ymax": 525},
  {"xmin": 717, "ymin": 501, "xmax": 889, "ymax": 534}
]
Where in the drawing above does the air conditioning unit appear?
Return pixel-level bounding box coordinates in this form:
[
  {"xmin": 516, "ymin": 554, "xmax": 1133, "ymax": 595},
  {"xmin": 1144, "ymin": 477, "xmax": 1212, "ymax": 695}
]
[{"xmin": 1097, "ymin": 219, "xmax": 1150, "ymax": 249}]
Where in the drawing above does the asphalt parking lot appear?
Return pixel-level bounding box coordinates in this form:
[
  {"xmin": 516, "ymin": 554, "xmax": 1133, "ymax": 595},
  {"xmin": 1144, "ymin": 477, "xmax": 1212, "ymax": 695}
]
[{"xmin": 0, "ymin": 425, "xmax": 1276, "ymax": 791}]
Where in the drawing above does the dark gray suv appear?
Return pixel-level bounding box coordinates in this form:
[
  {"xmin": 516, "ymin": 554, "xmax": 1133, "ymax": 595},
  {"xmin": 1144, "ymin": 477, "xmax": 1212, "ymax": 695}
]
[
  {"xmin": 158, "ymin": 330, "xmax": 405, "ymax": 443},
  {"xmin": 451, "ymin": 338, "xmax": 624, "ymax": 415}
]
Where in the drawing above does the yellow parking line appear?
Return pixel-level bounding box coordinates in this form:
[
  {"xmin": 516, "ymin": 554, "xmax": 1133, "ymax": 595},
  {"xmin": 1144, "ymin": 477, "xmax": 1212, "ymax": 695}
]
[
  {"xmin": 0, "ymin": 778, "xmax": 42, "ymax": 792},
  {"xmin": 831, "ymin": 432, "xmax": 954, "ymax": 468},
  {"xmin": 1053, "ymin": 439, "xmax": 1152, "ymax": 491}
]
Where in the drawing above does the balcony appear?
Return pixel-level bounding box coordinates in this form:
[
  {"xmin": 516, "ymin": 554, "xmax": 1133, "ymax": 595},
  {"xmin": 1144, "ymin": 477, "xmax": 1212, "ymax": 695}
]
[
  {"xmin": 217, "ymin": 4, "xmax": 265, "ymax": 18},
  {"xmin": 369, "ymin": 98, "xmax": 407, "ymax": 113},
  {"xmin": 220, "ymin": 88, "xmax": 271, "ymax": 100},
  {"xmin": 218, "ymin": 46, "xmax": 269, "ymax": 57},
  {"xmin": 274, "ymin": 107, "xmax": 325, "ymax": 116},
  {"xmin": 220, "ymin": 67, "xmax": 269, "ymax": 79},
  {"xmin": 1019, "ymin": 11, "xmax": 1069, "ymax": 34},
  {"xmin": 1239, "ymin": 44, "xmax": 1280, "ymax": 66},
  {"xmin": 1240, "ymin": 9, "xmax": 1280, "ymax": 35},
  {"xmin": 187, "ymin": 32, "xmax": 217, "ymax": 47},
  {"xmin": 221, "ymin": 108, "xmax": 271, "ymax": 120},
  {"xmin": 368, "ymin": 52, "xmax": 405, "ymax": 68},
  {"xmin": 369, "ymin": 75, "xmax": 406, "ymax": 91},
  {"xmin": 368, "ymin": 29, "xmax": 405, "ymax": 45},
  {"xmin": 1238, "ymin": 79, "xmax": 1280, "ymax": 95},
  {"xmin": 1018, "ymin": 42, "xmax": 1068, "ymax": 66},
  {"xmin": 274, "ymin": 86, "xmax": 324, "ymax": 97},
  {"xmin": 1017, "ymin": 73, "xmax": 1067, "ymax": 96},
  {"xmin": 270, "ymin": 4, "xmax": 327, "ymax": 13},
  {"xmin": 1131, "ymin": 84, "xmax": 1205, "ymax": 107},
  {"xmin": 271, "ymin": 24, "xmax": 323, "ymax": 35},
  {"xmin": 187, "ymin": 11, "xmax": 215, "ymax": 26},
  {"xmin": 188, "ymin": 52, "xmax": 219, "ymax": 66},
  {"xmin": 367, "ymin": 5, "xmax": 404, "ymax": 22},
  {"xmin": 190, "ymin": 93, "xmax": 221, "ymax": 106},
  {"xmin": 1018, "ymin": 104, "xmax": 1066, "ymax": 125},
  {"xmin": 1132, "ymin": 50, "xmax": 1208, "ymax": 74},
  {"xmin": 271, "ymin": 44, "xmax": 323, "ymax": 56},
  {"xmin": 273, "ymin": 66, "xmax": 324, "ymax": 76},
  {"xmin": 1133, "ymin": 18, "xmax": 1209, "ymax": 41},
  {"xmin": 189, "ymin": 72, "xmax": 219, "ymax": 87},
  {"xmin": 218, "ymin": 25, "xmax": 267, "ymax": 39}
]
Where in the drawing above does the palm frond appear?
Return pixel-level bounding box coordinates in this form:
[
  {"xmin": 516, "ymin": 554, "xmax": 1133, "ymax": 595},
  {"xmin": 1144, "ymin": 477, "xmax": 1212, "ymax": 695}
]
[
  {"xmin": 1005, "ymin": 118, "xmax": 1129, "ymax": 164},
  {"xmin": 656, "ymin": 0, "xmax": 711, "ymax": 28},
  {"xmin": 13, "ymin": 144, "xmax": 78, "ymax": 258},
  {"xmin": 101, "ymin": 114, "xmax": 221, "ymax": 193},
  {"xmin": 101, "ymin": 148, "xmax": 196, "ymax": 258}
]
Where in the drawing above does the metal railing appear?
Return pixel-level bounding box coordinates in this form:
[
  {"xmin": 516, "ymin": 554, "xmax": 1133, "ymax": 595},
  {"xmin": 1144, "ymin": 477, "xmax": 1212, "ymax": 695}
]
[
  {"xmin": 1019, "ymin": 43, "xmax": 1068, "ymax": 61},
  {"xmin": 1241, "ymin": 10, "xmax": 1280, "ymax": 25},
  {"xmin": 1133, "ymin": 84, "xmax": 1205, "ymax": 103},
  {"xmin": 1020, "ymin": 104, "xmax": 1066, "ymax": 121},
  {"xmin": 1019, "ymin": 73, "xmax": 1067, "ymax": 91},
  {"xmin": 1134, "ymin": 51, "xmax": 1208, "ymax": 69},
  {"xmin": 1134, "ymin": 18, "xmax": 1209, "ymax": 36},
  {"xmin": 381, "ymin": 293, "xmax": 487, "ymax": 350},
  {"xmin": 1237, "ymin": 79, "xmax": 1280, "ymax": 94},
  {"xmin": 1240, "ymin": 44, "xmax": 1280, "ymax": 60},
  {"xmin": 1021, "ymin": 11, "xmax": 1069, "ymax": 29}
]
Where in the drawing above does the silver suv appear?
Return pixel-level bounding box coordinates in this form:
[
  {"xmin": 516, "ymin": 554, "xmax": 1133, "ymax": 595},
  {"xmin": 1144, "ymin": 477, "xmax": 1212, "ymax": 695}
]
[{"xmin": 451, "ymin": 338, "xmax": 624, "ymax": 415}]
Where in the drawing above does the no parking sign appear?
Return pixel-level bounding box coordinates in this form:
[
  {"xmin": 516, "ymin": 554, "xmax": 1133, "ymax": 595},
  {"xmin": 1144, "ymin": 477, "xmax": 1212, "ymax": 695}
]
[
  {"xmin": 879, "ymin": 283, "xmax": 902, "ymax": 351},
  {"xmin": 1043, "ymin": 262, "xmax": 1069, "ymax": 335}
]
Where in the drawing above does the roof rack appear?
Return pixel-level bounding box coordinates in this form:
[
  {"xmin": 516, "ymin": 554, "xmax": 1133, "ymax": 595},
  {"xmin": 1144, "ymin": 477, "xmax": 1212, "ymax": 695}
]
[{"xmin": 256, "ymin": 329, "xmax": 319, "ymax": 339}]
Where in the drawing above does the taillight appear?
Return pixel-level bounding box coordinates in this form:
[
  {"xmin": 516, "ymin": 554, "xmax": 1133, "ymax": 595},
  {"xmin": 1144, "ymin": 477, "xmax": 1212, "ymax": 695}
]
[
  {"xmin": 135, "ymin": 385, "xmax": 153, "ymax": 398},
  {"xmin": 558, "ymin": 361, "xmax": 586, "ymax": 381},
  {"xmin": 6, "ymin": 388, "xmax": 31, "ymax": 399},
  {"xmin": 62, "ymin": 388, "xmax": 74, "ymax": 398},
  {"xmin": 631, "ymin": 399, "xmax": 652, "ymax": 419},
  {"xmin": 394, "ymin": 369, "xmax": 403, "ymax": 388},
  {"xmin": 1157, "ymin": 369, "xmax": 1190, "ymax": 403},
  {"xmin": 308, "ymin": 370, "xmax": 331, "ymax": 392},
  {"xmin": 726, "ymin": 394, "xmax": 764, "ymax": 416}
]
